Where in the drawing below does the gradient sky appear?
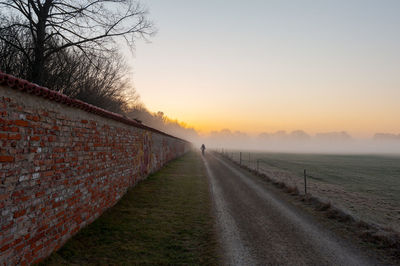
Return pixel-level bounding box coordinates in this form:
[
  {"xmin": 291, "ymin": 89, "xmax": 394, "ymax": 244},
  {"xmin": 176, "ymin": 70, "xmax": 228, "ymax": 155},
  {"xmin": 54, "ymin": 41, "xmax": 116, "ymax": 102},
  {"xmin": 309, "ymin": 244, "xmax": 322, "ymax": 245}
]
[{"xmin": 127, "ymin": 0, "xmax": 400, "ymax": 137}]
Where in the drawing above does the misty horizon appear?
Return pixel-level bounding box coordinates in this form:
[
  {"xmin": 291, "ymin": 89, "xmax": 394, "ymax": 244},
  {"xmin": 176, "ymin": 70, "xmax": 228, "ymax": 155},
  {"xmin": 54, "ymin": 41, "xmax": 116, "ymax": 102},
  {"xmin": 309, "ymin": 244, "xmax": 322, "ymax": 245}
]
[
  {"xmin": 123, "ymin": 0, "xmax": 400, "ymax": 155},
  {"xmin": 138, "ymin": 113, "xmax": 400, "ymax": 154},
  {"xmin": 132, "ymin": 1, "xmax": 400, "ymax": 141},
  {"xmin": 199, "ymin": 129, "xmax": 400, "ymax": 154}
]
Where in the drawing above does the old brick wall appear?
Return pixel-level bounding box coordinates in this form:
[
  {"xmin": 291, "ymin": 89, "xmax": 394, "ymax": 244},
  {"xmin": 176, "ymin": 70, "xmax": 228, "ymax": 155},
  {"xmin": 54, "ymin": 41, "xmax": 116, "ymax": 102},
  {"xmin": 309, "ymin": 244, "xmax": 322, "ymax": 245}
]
[{"xmin": 0, "ymin": 76, "xmax": 190, "ymax": 265}]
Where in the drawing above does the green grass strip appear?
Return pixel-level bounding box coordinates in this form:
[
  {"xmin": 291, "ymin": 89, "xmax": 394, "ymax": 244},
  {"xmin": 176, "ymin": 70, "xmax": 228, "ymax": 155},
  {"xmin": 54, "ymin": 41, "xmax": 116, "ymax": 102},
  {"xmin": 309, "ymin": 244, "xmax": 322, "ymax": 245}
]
[{"xmin": 41, "ymin": 152, "xmax": 218, "ymax": 265}]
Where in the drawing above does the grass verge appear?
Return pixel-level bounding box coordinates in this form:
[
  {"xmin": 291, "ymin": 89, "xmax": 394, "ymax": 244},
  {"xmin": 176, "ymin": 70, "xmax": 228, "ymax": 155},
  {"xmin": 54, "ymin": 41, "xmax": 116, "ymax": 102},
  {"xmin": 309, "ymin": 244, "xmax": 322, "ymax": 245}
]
[{"xmin": 40, "ymin": 151, "xmax": 219, "ymax": 265}]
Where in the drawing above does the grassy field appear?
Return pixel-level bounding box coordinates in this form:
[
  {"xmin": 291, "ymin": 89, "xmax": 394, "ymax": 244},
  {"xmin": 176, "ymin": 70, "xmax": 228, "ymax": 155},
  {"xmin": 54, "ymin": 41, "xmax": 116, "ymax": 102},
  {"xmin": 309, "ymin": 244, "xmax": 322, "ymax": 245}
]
[
  {"xmin": 233, "ymin": 151, "xmax": 400, "ymax": 203},
  {"xmin": 223, "ymin": 150, "xmax": 400, "ymax": 262},
  {"xmin": 41, "ymin": 151, "xmax": 219, "ymax": 265}
]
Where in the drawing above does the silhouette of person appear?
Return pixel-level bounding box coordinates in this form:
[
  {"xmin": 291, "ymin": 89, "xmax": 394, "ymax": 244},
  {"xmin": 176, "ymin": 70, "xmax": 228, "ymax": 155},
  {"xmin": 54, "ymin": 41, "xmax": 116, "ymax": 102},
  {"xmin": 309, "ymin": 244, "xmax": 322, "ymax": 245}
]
[{"xmin": 201, "ymin": 144, "xmax": 206, "ymax": 155}]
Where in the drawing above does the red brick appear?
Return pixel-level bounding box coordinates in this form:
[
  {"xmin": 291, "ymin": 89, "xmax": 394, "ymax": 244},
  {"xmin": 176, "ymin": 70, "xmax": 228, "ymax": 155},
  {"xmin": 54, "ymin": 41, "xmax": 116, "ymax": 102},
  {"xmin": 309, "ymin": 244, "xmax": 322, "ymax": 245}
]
[
  {"xmin": 0, "ymin": 118, "xmax": 10, "ymax": 125},
  {"xmin": 31, "ymin": 136, "xmax": 40, "ymax": 141},
  {"xmin": 38, "ymin": 225, "xmax": 48, "ymax": 232},
  {"xmin": 29, "ymin": 232, "xmax": 45, "ymax": 244},
  {"xmin": 14, "ymin": 209, "xmax": 27, "ymax": 218},
  {"xmin": 43, "ymin": 171, "xmax": 53, "ymax": 177},
  {"xmin": 13, "ymin": 237, "xmax": 23, "ymax": 245},
  {"xmin": 8, "ymin": 134, "xmax": 21, "ymax": 140},
  {"xmin": 53, "ymin": 147, "xmax": 65, "ymax": 153},
  {"xmin": 14, "ymin": 120, "xmax": 29, "ymax": 127},
  {"xmin": 24, "ymin": 233, "xmax": 30, "ymax": 240},
  {"xmin": 15, "ymin": 243, "xmax": 25, "ymax": 252},
  {"xmin": 52, "ymin": 201, "xmax": 62, "ymax": 208},
  {"xmin": 35, "ymin": 191, "xmax": 45, "ymax": 197},
  {"xmin": 12, "ymin": 190, "xmax": 24, "ymax": 197},
  {"xmin": 0, "ymin": 194, "xmax": 8, "ymax": 201},
  {"xmin": 19, "ymin": 196, "xmax": 30, "ymax": 202},
  {"xmin": 27, "ymin": 115, "xmax": 40, "ymax": 122},
  {"xmin": 0, "ymin": 85, "xmax": 190, "ymax": 265},
  {"xmin": 0, "ymin": 156, "xmax": 14, "ymax": 162},
  {"xmin": 56, "ymin": 211, "xmax": 65, "ymax": 218},
  {"xmin": 0, "ymin": 235, "xmax": 13, "ymax": 246},
  {"xmin": 0, "ymin": 243, "xmax": 10, "ymax": 252}
]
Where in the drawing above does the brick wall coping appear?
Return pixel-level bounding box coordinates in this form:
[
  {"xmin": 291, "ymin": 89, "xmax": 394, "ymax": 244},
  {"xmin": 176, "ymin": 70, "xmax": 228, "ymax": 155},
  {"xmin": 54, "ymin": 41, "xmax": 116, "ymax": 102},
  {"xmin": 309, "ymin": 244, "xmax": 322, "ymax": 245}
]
[{"xmin": 0, "ymin": 72, "xmax": 188, "ymax": 142}]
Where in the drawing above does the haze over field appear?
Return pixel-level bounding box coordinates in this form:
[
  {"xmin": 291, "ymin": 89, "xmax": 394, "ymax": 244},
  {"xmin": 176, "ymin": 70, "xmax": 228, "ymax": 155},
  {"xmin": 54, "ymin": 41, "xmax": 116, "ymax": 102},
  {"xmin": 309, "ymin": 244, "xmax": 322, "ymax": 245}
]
[{"xmin": 127, "ymin": 0, "xmax": 400, "ymax": 152}]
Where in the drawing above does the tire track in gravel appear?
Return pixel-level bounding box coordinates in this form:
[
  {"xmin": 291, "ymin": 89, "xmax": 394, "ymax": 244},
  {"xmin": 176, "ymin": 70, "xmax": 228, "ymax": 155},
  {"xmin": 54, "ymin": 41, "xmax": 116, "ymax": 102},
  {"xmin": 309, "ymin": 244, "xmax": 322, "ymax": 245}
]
[{"xmin": 203, "ymin": 152, "xmax": 380, "ymax": 266}]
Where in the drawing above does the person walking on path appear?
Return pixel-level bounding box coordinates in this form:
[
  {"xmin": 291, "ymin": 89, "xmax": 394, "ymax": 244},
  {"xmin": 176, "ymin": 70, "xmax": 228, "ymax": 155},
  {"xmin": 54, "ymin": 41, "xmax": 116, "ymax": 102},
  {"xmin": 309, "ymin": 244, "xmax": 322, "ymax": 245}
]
[{"xmin": 201, "ymin": 144, "xmax": 206, "ymax": 155}]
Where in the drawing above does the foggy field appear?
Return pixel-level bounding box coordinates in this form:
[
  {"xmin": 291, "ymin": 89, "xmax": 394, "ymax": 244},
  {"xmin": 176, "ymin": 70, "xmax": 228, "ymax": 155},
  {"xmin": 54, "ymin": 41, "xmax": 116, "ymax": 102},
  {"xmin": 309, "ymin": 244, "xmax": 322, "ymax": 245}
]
[{"xmin": 226, "ymin": 151, "xmax": 400, "ymax": 232}]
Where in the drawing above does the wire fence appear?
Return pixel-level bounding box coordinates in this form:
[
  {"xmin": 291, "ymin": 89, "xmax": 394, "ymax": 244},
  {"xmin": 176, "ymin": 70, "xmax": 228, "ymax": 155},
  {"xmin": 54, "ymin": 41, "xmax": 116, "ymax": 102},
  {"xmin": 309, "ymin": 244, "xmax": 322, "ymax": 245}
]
[
  {"xmin": 214, "ymin": 148, "xmax": 400, "ymax": 233},
  {"xmin": 218, "ymin": 149, "xmax": 306, "ymax": 194}
]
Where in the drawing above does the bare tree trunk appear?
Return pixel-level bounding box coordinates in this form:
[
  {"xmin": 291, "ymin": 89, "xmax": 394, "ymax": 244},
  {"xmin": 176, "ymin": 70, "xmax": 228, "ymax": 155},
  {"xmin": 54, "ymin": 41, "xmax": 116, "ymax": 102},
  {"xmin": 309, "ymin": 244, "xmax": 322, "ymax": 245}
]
[
  {"xmin": 31, "ymin": 33, "xmax": 45, "ymax": 84},
  {"xmin": 30, "ymin": 1, "xmax": 51, "ymax": 84}
]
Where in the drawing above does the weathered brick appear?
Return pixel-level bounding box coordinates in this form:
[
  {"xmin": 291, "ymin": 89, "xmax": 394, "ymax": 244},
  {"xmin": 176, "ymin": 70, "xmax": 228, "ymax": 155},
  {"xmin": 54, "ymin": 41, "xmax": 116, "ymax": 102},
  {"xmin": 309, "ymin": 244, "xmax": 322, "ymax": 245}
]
[
  {"xmin": 0, "ymin": 82, "xmax": 190, "ymax": 265},
  {"xmin": 0, "ymin": 235, "xmax": 13, "ymax": 246},
  {"xmin": 0, "ymin": 118, "xmax": 10, "ymax": 125},
  {"xmin": 14, "ymin": 209, "xmax": 27, "ymax": 218},
  {"xmin": 0, "ymin": 194, "xmax": 8, "ymax": 201},
  {"xmin": 0, "ymin": 243, "xmax": 10, "ymax": 252},
  {"xmin": 35, "ymin": 191, "xmax": 45, "ymax": 197},
  {"xmin": 8, "ymin": 134, "xmax": 21, "ymax": 140},
  {"xmin": 14, "ymin": 120, "xmax": 29, "ymax": 127},
  {"xmin": 15, "ymin": 244, "xmax": 25, "ymax": 252},
  {"xmin": 27, "ymin": 115, "xmax": 40, "ymax": 122},
  {"xmin": 42, "ymin": 171, "xmax": 53, "ymax": 177},
  {"xmin": 0, "ymin": 156, "xmax": 14, "ymax": 162},
  {"xmin": 31, "ymin": 136, "xmax": 40, "ymax": 141}
]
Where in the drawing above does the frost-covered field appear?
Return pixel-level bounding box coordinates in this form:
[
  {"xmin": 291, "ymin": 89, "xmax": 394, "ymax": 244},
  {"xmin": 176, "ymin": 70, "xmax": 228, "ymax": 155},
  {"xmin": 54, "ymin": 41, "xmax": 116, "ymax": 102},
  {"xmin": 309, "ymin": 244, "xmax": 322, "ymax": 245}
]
[{"xmin": 227, "ymin": 151, "xmax": 400, "ymax": 232}]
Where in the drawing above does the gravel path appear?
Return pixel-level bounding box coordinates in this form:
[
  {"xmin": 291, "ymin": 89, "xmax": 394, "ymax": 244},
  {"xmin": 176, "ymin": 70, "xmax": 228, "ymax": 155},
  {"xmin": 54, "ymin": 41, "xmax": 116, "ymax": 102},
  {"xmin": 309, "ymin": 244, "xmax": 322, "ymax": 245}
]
[{"xmin": 203, "ymin": 152, "xmax": 379, "ymax": 266}]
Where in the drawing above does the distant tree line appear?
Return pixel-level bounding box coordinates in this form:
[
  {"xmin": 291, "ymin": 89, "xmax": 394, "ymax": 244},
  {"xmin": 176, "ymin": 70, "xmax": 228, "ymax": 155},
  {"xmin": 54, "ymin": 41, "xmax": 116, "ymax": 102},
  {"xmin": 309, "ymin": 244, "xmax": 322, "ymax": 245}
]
[{"xmin": 127, "ymin": 108, "xmax": 199, "ymax": 141}]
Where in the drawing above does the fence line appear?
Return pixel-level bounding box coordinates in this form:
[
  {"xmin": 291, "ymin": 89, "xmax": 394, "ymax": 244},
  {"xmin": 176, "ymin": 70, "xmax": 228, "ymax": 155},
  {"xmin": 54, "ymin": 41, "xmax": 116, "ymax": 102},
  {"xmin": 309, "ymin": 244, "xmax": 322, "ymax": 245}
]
[
  {"xmin": 217, "ymin": 149, "xmax": 308, "ymax": 194},
  {"xmin": 214, "ymin": 148, "xmax": 400, "ymax": 236}
]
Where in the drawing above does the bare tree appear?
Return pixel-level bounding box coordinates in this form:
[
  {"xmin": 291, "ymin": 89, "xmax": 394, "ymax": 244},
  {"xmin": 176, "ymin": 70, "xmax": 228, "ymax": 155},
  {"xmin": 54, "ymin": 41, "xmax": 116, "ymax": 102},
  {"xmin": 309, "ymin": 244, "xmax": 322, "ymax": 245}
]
[
  {"xmin": 0, "ymin": 33, "xmax": 141, "ymax": 113},
  {"xmin": 127, "ymin": 108, "xmax": 199, "ymax": 141},
  {"xmin": 0, "ymin": 25, "xmax": 32, "ymax": 78},
  {"xmin": 44, "ymin": 48, "xmax": 141, "ymax": 113},
  {"xmin": 0, "ymin": 0, "xmax": 153, "ymax": 84}
]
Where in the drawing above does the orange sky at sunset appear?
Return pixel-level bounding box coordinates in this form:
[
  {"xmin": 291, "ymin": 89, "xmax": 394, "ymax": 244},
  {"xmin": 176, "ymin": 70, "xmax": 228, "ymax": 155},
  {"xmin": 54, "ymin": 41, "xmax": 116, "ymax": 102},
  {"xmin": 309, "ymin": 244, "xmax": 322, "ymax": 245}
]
[{"xmin": 126, "ymin": 1, "xmax": 400, "ymax": 138}]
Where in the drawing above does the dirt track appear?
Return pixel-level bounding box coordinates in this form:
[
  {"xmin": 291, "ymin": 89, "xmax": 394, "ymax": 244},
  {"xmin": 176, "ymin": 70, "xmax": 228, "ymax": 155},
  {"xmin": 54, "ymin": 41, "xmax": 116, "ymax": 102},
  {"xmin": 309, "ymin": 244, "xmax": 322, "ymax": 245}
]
[{"xmin": 203, "ymin": 152, "xmax": 380, "ymax": 265}]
